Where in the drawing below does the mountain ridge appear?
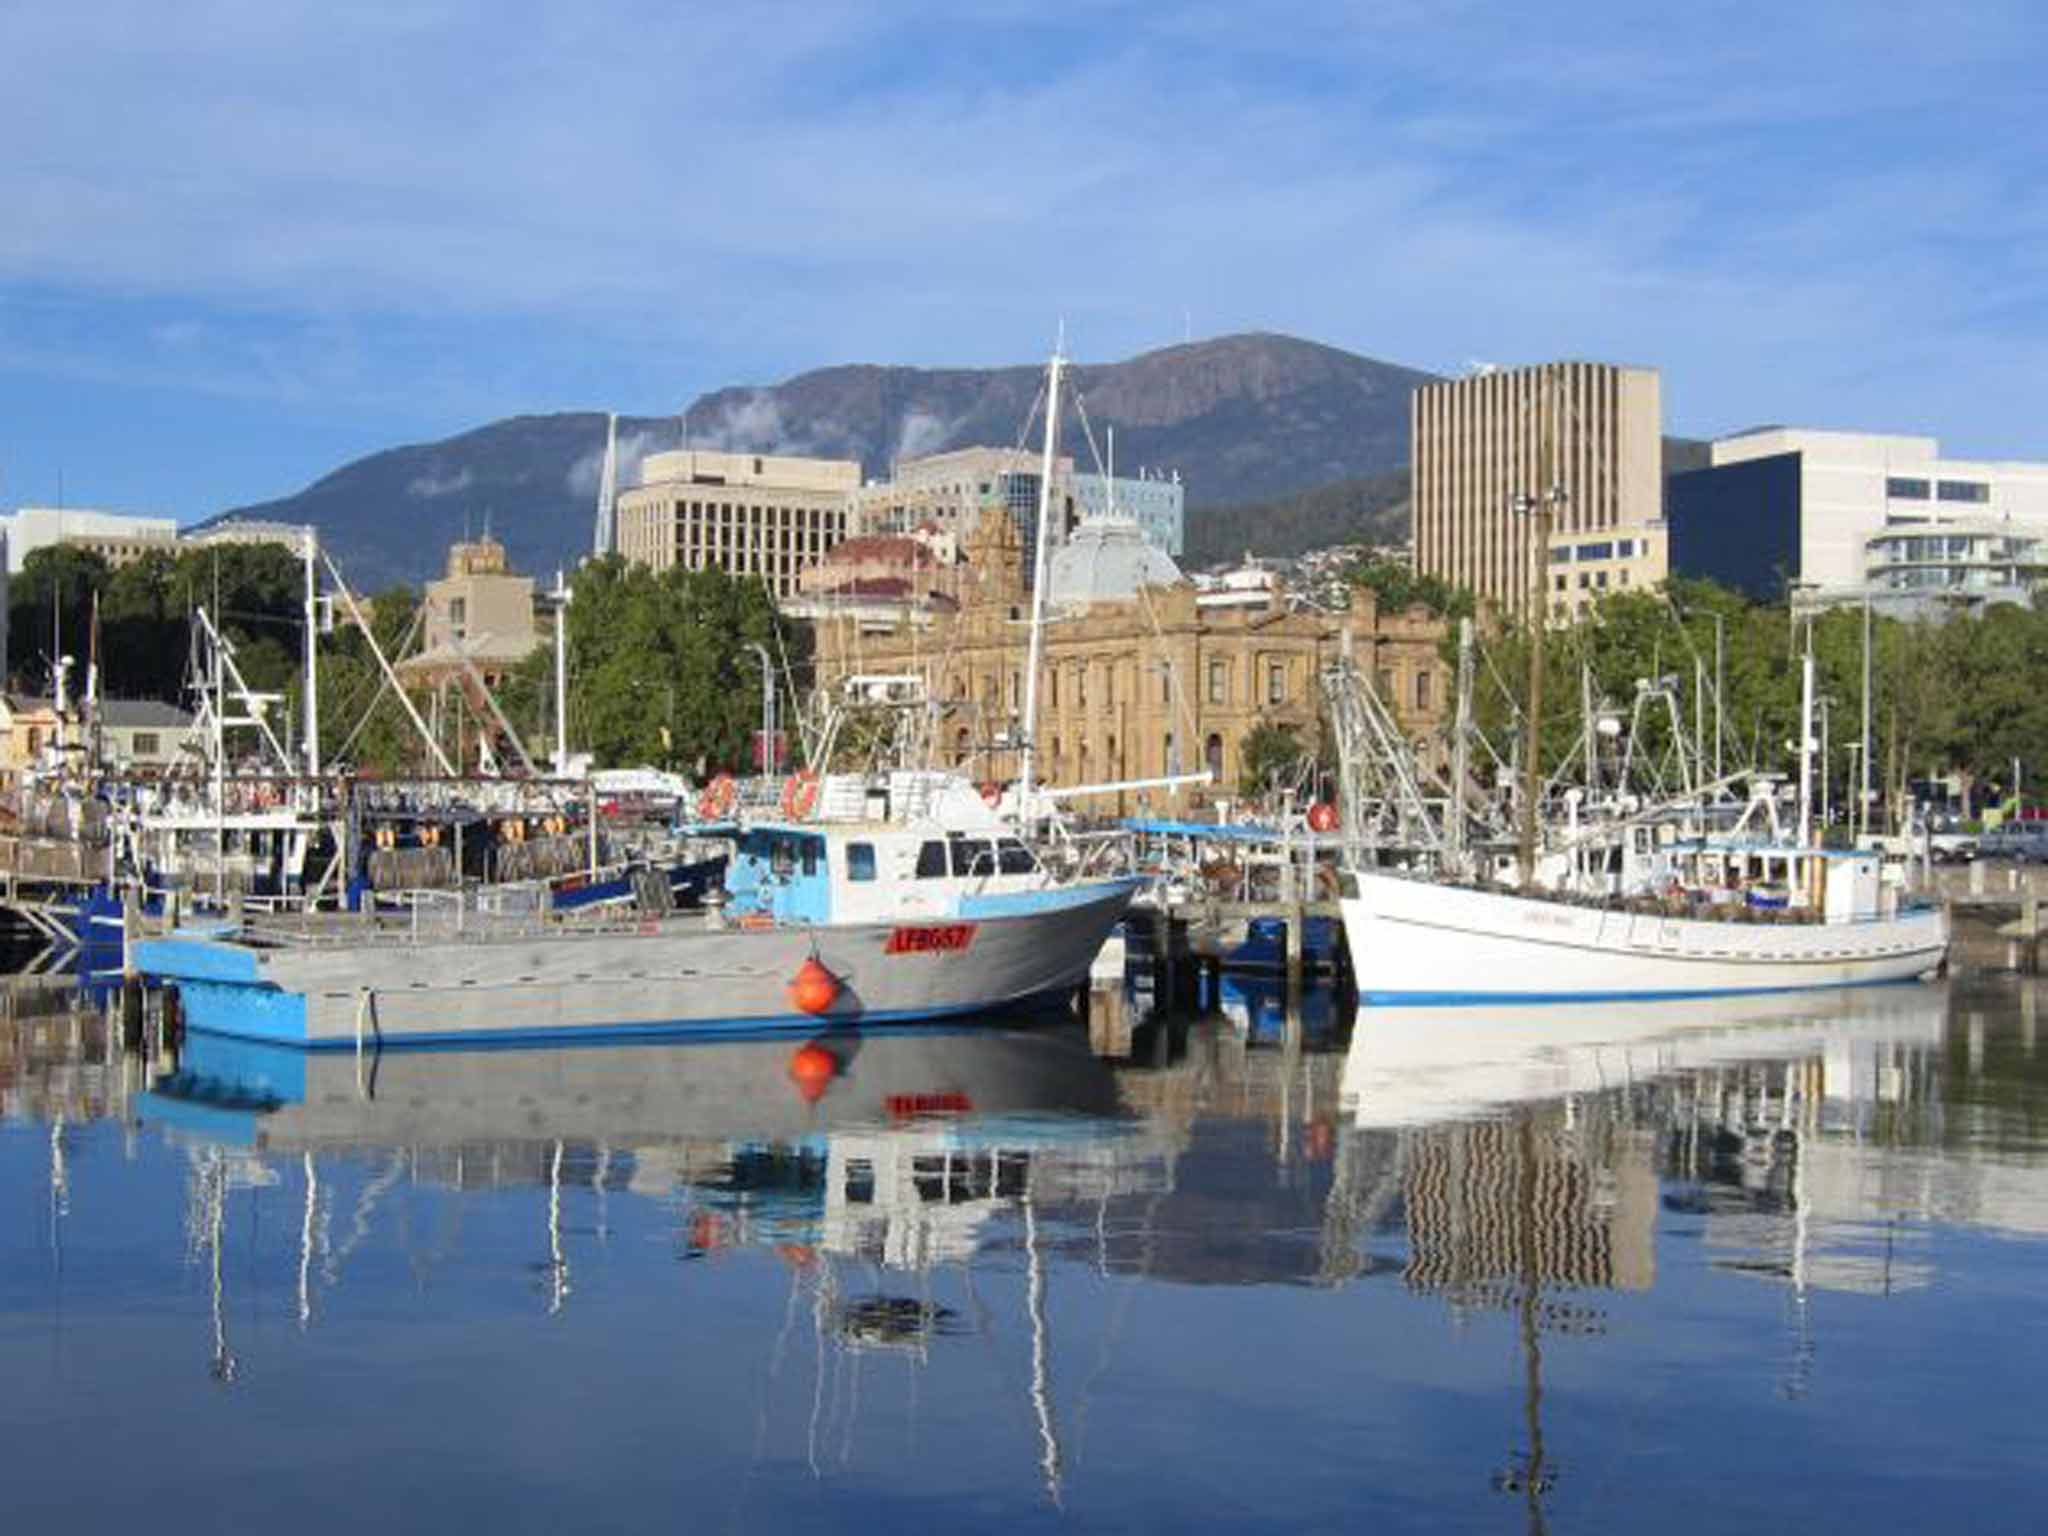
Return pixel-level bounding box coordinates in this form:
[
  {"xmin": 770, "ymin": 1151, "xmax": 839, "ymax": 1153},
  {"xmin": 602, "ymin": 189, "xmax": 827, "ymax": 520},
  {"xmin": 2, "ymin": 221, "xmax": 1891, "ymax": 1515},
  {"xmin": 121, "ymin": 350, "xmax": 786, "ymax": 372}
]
[{"xmin": 215, "ymin": 332, "xmax": 1439, "ymax": 589}]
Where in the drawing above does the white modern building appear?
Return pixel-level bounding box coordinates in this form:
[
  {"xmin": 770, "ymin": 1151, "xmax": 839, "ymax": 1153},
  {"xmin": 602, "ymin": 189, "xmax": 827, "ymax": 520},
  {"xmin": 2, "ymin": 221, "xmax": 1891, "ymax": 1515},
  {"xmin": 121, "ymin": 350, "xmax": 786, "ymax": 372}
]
[
  {"xmin": 1668, "ymin": 429, "xmax": 2048, "ymax": 612},
  {"xmin": 0, "ymin": 506, "xmax": 180, "ymax": 573}
]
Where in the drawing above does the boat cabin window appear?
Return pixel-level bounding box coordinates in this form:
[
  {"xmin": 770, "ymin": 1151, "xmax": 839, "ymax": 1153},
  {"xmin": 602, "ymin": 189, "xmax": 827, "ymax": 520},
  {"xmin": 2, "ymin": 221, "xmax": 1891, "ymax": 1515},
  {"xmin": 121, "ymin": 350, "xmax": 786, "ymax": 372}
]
[
  {"xmin": 844, "ymin": 1158, "xmax": 875, "ymax": 1204},
  {"xmin": 846, "ymin": 842, "xmax": 877, "ymax": 882},
  {"xmin": 770, "ymin": 837, "xmax": 797, "ymax": 878},
  {"xmin": 801, "ymin": 838, "xmax": 819, "ymax": 878},
  {"xmin": 949, "ymin": 837, "xmax": 995, "ymax": 878},
  {"xmin": 915, "ymin": 840, "xmax": 949, "ymax": 879},
  {"xmin": 997, "ymin": 838, "xmax": 1035, "ymax": 874}
]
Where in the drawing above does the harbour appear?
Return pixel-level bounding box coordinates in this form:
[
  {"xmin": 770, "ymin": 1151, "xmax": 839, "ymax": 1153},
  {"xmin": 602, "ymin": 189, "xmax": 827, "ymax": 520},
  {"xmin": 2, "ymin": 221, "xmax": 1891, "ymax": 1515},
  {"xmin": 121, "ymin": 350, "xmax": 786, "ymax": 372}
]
[
  {"xmin": 7, "ymin": 7, "xmax": 2045, "ymax": 1525},
  {"xmin": 4, "ymin": 914, "xmax": 2045, "ymax": 1531}
]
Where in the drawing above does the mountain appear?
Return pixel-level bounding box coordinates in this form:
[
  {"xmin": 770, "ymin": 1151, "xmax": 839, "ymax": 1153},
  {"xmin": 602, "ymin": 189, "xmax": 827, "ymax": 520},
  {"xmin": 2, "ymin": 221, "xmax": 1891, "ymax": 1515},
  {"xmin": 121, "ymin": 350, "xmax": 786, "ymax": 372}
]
[
  {"xmin": 1184, "ymin": 470, "xmax": 1411, "ymax": 569},
  {"xmin": 213, "ymin": 333, "xmax": 1440, "ymax": 591}
]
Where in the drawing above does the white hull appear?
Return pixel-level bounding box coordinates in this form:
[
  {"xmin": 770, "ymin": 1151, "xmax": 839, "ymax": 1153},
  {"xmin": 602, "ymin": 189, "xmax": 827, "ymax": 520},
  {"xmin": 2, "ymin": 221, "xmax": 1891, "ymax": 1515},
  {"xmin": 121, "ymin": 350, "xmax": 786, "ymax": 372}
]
[
  {"xmin": 1342, "ymin": 987, "xmax": 1948, "ymax": 1128},
  {"xmin": 1341, "ymin": 870, "xmax": 1948, "ymax": 1005}
]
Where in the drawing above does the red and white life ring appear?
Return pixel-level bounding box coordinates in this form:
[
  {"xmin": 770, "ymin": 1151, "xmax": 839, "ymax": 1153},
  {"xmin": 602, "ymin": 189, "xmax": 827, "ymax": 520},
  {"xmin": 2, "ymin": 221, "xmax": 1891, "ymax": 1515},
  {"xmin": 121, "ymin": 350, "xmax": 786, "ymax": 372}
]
[
  {"xmin": 697, "ymin": 773, "xmax": 738, "ymax": 820},
  {"xmin": 781, "ymin": 770, "xmax": 821, "ymax": 820}
]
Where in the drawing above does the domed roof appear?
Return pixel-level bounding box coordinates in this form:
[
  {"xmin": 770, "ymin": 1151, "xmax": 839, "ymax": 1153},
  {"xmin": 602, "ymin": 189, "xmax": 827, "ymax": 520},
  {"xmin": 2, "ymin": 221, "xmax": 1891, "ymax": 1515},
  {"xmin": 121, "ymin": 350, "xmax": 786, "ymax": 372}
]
[{"xmin": 1046, "ymin": 517, "xmax": 1183, "ymax": 608}]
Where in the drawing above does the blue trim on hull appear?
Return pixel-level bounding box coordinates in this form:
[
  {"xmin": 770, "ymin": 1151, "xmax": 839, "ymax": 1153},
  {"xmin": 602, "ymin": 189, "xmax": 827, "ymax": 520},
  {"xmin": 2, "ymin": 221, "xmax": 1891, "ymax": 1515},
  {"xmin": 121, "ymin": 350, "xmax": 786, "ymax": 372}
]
[
  {"xmin": 180, "ymin": 988, "xmax": 1082, "ymax": 1052},
  {"xmin": 1361, "ymin": 973, "xmax": 1935, "ymax": 1007}
]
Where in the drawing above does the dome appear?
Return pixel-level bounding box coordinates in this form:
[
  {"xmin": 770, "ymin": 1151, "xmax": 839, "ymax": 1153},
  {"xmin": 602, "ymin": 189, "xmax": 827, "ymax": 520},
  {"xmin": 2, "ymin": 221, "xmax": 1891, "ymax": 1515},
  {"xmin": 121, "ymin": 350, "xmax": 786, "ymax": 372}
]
[{"xmin": 1045, "ymin": 517, "xmax": 1184, "ymax": 608}]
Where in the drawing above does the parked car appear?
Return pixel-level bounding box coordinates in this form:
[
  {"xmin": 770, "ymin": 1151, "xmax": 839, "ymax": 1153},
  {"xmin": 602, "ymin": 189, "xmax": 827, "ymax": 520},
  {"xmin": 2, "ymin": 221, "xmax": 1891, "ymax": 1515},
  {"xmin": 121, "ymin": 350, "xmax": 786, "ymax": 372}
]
[{"xmin": 1978, "ymin": 822, "xmax": 2048, "ymax": 863}]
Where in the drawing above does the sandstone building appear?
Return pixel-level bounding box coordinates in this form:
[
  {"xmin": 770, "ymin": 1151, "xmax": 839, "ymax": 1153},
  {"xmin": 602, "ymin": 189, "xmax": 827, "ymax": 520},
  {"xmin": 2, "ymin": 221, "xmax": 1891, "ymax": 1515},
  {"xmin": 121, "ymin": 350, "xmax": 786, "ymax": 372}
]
[{"xmin": 810, "ymin": 508, "xmax": 1448, "ymax": 813}]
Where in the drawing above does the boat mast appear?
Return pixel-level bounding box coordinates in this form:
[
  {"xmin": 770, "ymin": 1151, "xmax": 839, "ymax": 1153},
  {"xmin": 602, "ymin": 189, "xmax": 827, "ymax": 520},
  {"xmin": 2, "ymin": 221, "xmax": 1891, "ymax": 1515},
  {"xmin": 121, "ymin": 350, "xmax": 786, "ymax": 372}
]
[
  {"xmin": 552, "ymin": 570, "xmax": 571, "ymax": 776},
  {"xmin": 592, "ymin": 412, "xmax": 618, "ymax": 559},
  {"xmin": 1516, "ymin": 367, "xmax": 1562, "ymax": 888},
  {"xmin": 1017, "ymin": 339, "xmax": 1065, "ymax": 820},
  {"xmin": 1448, "ymin": 616, "xmax": 1474, "ymax": 867},
  {"xmin": 302, "ymin": 524, "xmax": 321, "ymax": 780},
  {"xmin": 1798, "ymin": 635, "xmax": 1816, "ymax": 849}
]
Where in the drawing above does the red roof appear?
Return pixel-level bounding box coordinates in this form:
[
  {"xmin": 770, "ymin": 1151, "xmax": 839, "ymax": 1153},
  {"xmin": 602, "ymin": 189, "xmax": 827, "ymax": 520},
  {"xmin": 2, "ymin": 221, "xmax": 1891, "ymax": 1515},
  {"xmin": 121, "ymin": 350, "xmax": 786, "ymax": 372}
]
[{"xmin": 823, "ymin": 535, "xmax": 935, "ymax": 567}]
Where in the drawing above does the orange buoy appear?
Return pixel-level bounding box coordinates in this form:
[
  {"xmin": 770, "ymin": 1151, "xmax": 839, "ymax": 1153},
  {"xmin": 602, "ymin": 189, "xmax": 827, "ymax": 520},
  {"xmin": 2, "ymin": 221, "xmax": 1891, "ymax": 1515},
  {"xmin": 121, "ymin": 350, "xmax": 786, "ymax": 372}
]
[
  {"xmin": 789, "ymin": 956, "xmax": 840, "ymax": 1016},
  {"xmin": 788, "ymin": 1040, "xmax": 838, "ymax": 1103},
  {"xmin": 1306, "ymin": 801, "xmax": 1339, "ymax": 833}
]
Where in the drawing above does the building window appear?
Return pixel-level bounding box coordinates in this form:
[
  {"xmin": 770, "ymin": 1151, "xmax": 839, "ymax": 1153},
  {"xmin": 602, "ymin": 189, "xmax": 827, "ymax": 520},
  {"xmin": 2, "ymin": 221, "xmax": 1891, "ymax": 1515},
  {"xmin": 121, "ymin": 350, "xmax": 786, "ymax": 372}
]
[
  {"xmin": 1596, "ymin": 571, "xmax": 1608, "ymax": 588},
  {"xmin": 1886, "ymin": 477, "xmax": 1931, "ymax": 500},
  {"xmin": 1376, "ymin": 668, "xmax": 1394, "ymax": 699},
  {"xmin": 1578, "ymin": 572, "xmax": 1590, "ymax": 588},
  {"xmin": 132, "ymin": 732, "xmax": 160, "ymax": 756},
  {"xmin": 1575, "ymin": 541, "xmax": 1613, "ymax": 561},
  {"xmin": 1554, "ymin": 574, "xmax": 1566, "ymax": 592},
  {"xmin": 1205, "ymin": 733, "xmax": 1224, "ymax": 780},
  {"xmin": 1414, "ymin": 671, "xmax": 1431, "ymax": 711},
  {"xmin": 448, "ymin": 596, "xmax": 467, "ymax": 633},
  {"xmin": 1207, "ymin": 659, "xmax": 1228, "ymax": 704},
  {"xmin": 1938, "ymin": 480, "xmax": 1990, "ymax": 504},
  {"xmin": 1164, "ymin": 731, "xmax": 1177, "ymax": 774},
  {"xmin": 1267, "ymin": 662, "xmax": 1286, "ymax": 705},
  {"xmin": 1617, "ymin": 539, "xmax": 1634, "ymax": 557}
]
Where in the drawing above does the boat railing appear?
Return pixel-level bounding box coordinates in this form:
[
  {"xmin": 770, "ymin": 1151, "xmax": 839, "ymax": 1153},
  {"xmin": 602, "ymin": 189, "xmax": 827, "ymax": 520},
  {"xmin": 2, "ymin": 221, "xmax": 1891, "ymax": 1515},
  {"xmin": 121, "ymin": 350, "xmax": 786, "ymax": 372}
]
[{"xmin": 1362, "ymin": 866, "xmax": 1939, "ymax": 929}]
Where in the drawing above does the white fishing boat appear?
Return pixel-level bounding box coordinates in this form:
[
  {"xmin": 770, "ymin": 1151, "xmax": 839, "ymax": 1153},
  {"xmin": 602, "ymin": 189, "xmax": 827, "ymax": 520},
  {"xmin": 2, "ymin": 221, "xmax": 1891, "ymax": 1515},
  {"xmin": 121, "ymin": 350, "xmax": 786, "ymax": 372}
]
[
  {"xmin": 1328, "ymin": 365, "xmax": 1948, "ymax": 1006},
  {"xmin": 1341, "ymin": 859, "xmax": 1947, "ymax": 1006}
]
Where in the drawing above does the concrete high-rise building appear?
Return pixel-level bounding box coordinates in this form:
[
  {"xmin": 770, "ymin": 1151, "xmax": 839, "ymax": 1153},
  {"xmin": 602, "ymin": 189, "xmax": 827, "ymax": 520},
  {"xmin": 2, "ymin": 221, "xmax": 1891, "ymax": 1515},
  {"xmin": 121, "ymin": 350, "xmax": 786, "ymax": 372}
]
[
  {"xmin": 615, "ymin": 449, "xmax": 859, "ymax": 603},
  {"xmin": 1412, "ymin": 362, "xmax": 1663, "ymax": 619}
]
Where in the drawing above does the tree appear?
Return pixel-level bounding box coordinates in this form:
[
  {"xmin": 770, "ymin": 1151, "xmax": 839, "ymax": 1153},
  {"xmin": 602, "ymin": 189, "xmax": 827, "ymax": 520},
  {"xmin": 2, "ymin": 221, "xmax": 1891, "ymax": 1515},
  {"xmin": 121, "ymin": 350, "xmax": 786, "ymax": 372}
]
[
  {"xmin": 8, "ymin": 546, "xmax": 111, "ymax": 691},
  {"xmin": 1239, "ymin": 722, "xmax": 1309, "ymax": 799},
  {"xmin": 1347, "ymin": 558, "xmax": 1475, "ymax": 621},
  {"xmin": 564, "ymin": 559, "xmax": 807, "ymax": 772}
]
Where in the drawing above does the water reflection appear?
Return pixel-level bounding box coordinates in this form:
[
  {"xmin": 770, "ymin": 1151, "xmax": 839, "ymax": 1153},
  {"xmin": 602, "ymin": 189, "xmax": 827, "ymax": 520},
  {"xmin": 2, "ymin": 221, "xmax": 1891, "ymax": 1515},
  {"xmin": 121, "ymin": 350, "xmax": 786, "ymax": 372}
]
[{"xmin": 5, "ymin": 963, "xmax": 2048, "ymax": 1529}]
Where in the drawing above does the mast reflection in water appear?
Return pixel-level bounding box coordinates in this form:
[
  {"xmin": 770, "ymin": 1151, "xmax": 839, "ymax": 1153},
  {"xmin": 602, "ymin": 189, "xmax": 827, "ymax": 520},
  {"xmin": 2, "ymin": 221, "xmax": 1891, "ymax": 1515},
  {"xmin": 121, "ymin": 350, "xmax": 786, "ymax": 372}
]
[{"xmin": 3, "ymin": 965, "xmax": 2046, "ymax": 1533}]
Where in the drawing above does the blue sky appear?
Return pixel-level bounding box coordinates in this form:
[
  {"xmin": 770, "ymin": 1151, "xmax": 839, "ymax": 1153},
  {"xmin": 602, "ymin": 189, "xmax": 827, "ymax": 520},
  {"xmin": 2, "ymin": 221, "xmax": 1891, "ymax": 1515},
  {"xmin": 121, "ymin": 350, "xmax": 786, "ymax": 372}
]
[{"xmin": 3, "ymin": 0, "xmax": 2043, "ymax": 521}]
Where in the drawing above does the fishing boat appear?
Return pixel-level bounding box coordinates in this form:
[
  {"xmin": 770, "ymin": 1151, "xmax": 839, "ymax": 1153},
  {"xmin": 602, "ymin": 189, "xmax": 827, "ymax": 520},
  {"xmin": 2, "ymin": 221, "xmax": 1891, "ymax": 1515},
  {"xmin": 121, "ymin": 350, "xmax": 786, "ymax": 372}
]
[
  {"xmin": 1328, "ymin": 365, "xmax": 1948, "ymax": 1005},
  {"xmin": 1341, "ymin": 843, "xmax": 1949, "ymax": 1005},
  {"xmin": 134, "ymin": 771, "xmax": 1141, "ymax": 1047}
]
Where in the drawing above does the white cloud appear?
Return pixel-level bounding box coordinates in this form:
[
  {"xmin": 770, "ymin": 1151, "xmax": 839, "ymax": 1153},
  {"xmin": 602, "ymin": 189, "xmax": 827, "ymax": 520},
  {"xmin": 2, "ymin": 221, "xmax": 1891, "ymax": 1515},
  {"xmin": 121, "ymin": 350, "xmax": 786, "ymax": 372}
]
[
  {"xmin": 893, "ymin": 407, "xmax": 957, "ymax": 463},
  {"xmin": 1, "ymin": 0, "xmax": 2043, "ymax": 457},
  {"xmin": 565, "ymin": 427, "xmax": 666, "ymax": 499},
  {"xmin": 407, "ymin": 465, "xmax": 473, "ymax": 499}
]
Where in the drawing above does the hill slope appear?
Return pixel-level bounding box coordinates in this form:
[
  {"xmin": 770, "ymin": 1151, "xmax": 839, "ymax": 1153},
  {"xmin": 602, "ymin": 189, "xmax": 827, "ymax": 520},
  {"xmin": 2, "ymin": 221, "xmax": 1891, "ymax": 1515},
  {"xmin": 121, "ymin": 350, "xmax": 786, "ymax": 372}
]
[{"xmin": 217, "ymin": 333, "xmax": 1439, "ymax": 590}]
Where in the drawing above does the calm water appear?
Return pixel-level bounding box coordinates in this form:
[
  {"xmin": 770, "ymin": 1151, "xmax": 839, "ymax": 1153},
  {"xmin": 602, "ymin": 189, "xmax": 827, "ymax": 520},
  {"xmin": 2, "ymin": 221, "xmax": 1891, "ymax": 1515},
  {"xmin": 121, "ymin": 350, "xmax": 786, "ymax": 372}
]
[{"xmin": 4, "ymin": 958, "xmax": 2046, "ymax": 1533}]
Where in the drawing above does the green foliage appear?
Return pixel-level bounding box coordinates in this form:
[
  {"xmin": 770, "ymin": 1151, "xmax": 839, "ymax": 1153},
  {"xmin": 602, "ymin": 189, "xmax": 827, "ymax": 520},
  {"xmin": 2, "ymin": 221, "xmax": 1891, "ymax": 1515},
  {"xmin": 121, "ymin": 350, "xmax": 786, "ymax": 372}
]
[
  {"xmin": 1238, "ymin": 722, "xmax": 1309, "ymax": 798},
  {"xmin": 8, "ymin": 542, "xmax": 308, "ymax": 700},
  {"xmin": 1346, "ymin": 558, "xmax": 1474, "ymax": 621},
  {"xmin": 1471, "ymin": 576, "xmax": 2048, "ymax": 828},
  {"xmin": 564, "ymin": 558, "xmax": 807, "ymax": 773},
  {"xmin": 1184, "ymin": 471, "xmax": 1409, "ymax": 569}
]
